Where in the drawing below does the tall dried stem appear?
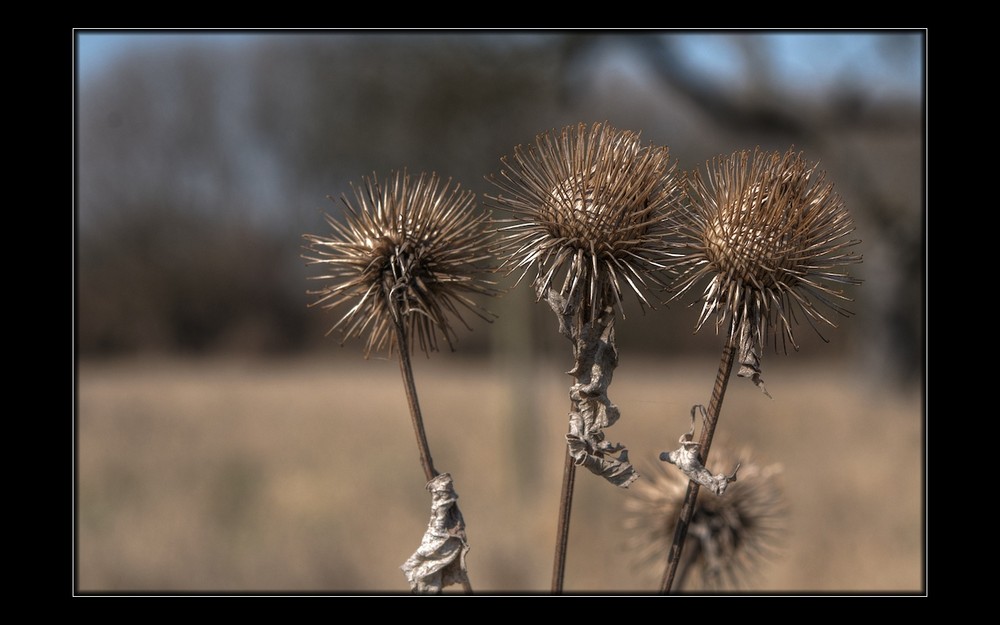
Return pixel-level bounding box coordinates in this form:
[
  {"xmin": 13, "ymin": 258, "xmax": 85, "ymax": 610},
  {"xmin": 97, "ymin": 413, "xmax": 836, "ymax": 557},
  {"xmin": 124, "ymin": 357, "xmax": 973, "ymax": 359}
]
[
  {"xmin": 661, "ymin": 324, "xmax": 736, "ymax": 593},
  {"xmin": 551, "ymin": 447, "xmax": 576, "ymax": 592},
  {"xmin": 489, "ymin": 122, "xmax": 681, "ymax": 592},
  {"xmin": 392, "ymin": 314, "xmax": 438, "ymax": 483}
]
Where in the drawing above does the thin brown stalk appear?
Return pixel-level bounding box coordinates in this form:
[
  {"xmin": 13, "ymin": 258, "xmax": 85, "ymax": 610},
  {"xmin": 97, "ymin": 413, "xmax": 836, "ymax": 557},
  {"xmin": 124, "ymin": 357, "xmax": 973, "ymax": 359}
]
[
  {"xmin": 660, "ymin": 327, "xmax": 737, "ymax": 593},
  {"xmin": 551, "ymin": 446, "xmax": 577, "ymax": 593},
  {"xmin": 393, "ymin": 314, "xmax": 439, "ymax": 483}
]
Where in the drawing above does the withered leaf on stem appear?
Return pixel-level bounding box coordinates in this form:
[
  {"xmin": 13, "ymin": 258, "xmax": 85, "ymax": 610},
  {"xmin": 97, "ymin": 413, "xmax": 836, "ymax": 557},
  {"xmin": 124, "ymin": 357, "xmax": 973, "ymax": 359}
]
[
  {"xmin": 659, "ymin": 406, "xmax": 741, "ymax": 496},
  {"xmin": 401, "ymin": 473, "xmax": 470, "ymax": 594},
  {"xmin": 736, "ymin": 308, "xmax": 771, "ymax": 398},
  {"xmin": 544, "ymin": 286, "xmax": 638, "ymax": 488}
]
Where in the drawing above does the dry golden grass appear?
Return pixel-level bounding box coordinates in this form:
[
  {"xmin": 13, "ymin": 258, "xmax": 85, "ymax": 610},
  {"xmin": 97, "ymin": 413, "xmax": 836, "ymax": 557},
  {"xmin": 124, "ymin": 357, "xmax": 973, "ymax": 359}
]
[{"xmin": 77, "ymin": 354, "xmax": 922, "ymax": 593}]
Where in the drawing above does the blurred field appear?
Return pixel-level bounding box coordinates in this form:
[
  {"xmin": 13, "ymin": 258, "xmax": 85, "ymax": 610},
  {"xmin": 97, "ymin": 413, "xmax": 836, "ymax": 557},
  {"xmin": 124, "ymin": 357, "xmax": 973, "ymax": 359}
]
[{"xmin": 76, "ymin": 354, "xmax": 923, "ymax": 594}]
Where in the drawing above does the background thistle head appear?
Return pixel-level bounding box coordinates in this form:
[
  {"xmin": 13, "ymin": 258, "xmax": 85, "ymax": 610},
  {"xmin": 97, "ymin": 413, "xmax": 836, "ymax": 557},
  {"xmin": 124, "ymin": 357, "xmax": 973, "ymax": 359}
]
[
  {"xmin": 625, "ymin": 444, "xmax": 788, "ymax": 591},
  {"xmin": 673, "ymin": 147, "xmax": 862, "ymax": 352},
  {"xmin": 487, "ymin": 121, "xmax": 683, "ymax": 322},
  {"xmin": 303, "ymin": 170, "xmax": 498, "ymax": 357}
]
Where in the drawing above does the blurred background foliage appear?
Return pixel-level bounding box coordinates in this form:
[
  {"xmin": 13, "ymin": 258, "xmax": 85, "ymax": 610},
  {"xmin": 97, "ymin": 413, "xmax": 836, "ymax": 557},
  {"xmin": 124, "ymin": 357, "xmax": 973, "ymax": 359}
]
[{"xmin": 76, "ymin": 31, "xmax": 923, "ymax": 386}]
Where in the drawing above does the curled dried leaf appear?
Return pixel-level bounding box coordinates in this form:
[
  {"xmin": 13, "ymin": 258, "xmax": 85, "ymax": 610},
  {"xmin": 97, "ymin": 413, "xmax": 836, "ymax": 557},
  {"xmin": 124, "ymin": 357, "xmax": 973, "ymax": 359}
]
[
  {"xmin": 659, "ymin": 406, "xmax": 741, "ymax": 496},
  {"xmin": 544, "ymin": 285, "xmax": 638, "ymax": 488},
  {"xmin": 736, "ymin": 309, "xmax": 771, "ymax": 397},
  {"xmin": 401, "ymin": 473, "xmax": 470, "ymax": 594}
]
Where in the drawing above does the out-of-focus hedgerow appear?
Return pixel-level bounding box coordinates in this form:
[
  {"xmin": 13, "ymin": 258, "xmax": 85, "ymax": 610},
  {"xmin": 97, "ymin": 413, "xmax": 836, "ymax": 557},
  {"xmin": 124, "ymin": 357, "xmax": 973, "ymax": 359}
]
[{"xmin": 76, "ymin": 33, "xmax": 923, "ymax": 385}]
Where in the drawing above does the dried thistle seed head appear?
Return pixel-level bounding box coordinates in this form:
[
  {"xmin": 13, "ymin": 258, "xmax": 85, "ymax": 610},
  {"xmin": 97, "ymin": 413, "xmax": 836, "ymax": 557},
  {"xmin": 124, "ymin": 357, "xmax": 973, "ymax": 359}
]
[
  {"xmin": 302, "ymin": 171, "xmax": 498, "ymax": 358},
  {"xmin": 487, "ymin": 122, "xmax": 683, "ymax": 321},
  {"xmin": 625, "ymin": 445, "xmax": 788, "ymax": 591},
  {"xmin": 675, "ymin": 148, "xmax": 862, "ymax": 351}
]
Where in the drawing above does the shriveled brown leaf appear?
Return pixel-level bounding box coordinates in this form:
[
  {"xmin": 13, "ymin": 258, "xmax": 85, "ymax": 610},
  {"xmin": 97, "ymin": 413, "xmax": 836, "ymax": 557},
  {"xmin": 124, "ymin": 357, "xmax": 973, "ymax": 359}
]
[
  {"xmin": 401, "ymin": 473, "xmax": 470, "ymax": 593},
  {"xmin": 544, "ymin": 285, "xmax": 638, "ymax": 488},
  {"xmin": 659, "ymin": 405, "xmax": 741, "ymax": 496}
]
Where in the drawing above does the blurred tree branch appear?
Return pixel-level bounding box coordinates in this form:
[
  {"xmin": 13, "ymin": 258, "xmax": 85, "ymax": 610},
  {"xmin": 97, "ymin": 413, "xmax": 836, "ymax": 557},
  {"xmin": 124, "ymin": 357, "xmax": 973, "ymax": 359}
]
[{"xmin": 78, "ymin": 33, "xmax": 922, "ymax": 384}]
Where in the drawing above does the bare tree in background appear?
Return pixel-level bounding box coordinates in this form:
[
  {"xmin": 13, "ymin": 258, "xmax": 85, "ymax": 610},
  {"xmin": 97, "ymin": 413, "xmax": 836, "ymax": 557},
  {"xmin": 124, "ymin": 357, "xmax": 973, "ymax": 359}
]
[{"xmin": 77, "ymin": 32, "xmax": 922, "ymax": 384}]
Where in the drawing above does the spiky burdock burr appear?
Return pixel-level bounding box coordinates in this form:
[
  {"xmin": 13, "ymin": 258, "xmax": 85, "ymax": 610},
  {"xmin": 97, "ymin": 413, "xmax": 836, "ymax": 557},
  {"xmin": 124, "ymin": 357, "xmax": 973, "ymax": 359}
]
[
  {"xmin": 303, "ymin": 170, "xmax": 497, "ymax": 359},
  {"xmin": 673, "ymin": 147, "xmax": 863, "ymax": 394},
  {"xmin": 490, "ymin": 121, "xmax": 682, "ymax": 322}
]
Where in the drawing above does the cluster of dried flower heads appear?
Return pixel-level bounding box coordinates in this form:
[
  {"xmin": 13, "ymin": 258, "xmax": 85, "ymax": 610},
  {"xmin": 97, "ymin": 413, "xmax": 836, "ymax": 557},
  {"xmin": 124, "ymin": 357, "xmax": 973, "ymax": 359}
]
[
  {"xmin": 303, "ymin": 126, "xmax": 860, "ymax": 368},
  {"xmin": 301, "ymin": 121, "xmax": 861, "ymax": 593}
]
